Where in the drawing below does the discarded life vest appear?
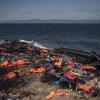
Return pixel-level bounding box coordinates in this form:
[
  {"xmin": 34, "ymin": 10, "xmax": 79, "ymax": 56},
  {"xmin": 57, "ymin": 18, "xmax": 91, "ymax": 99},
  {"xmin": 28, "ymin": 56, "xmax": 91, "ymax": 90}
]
[
  {"xmin": 70, "ymin": 71, "xmax": 81, "ymax": 76},
  {"xmin": 0, "ymin": 61, "xmax": 9, "ymax": 67},
  {"xmin": 80, "ymin": 74, "xmax": 94, "ymax": 80},
  {"xmin": 17, "ymin": 60, "xmax": 29, "ymax": 65},
  {"xmin": 6, "ymin": 72, "xmax": 16, "ymax": 80},
  {"xmin": 0, "ymin": 60, "xmax": 29, "ymax": 68},
  {"xmin": 77, "ymin": 84, "xmax": 94, "ymax": 92},
  {"xmin": 81, "ymin": 66, "xmax": 96, "ymax": 70},
  {"xmin": 46, "ymin": 91, "xmax": 71, "ymax": 100},
  {"xmin": 74, "ymin": 63, "xmax": 81, "ymax": 69},
  {"xmin": 30, "ymin": 68, "xmax": 46, "ymax": 73},
  {"xmin": 67, "ymin": 61, "xmax": 76, "ymax": 69},
  {"xmin": 12, "ymin": 60, "xmax": 29, "ymax": 66},
  {"xmin": 64, "ymin": 72, "xmax": 78, "ymax": 80}
]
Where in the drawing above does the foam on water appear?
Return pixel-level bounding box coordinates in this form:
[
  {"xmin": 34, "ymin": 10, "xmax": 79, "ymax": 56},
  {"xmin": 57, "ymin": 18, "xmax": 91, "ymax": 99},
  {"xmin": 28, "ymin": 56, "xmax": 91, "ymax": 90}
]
[
  {"xmin": 20, "ymin": 39, "xmax": 47, "ymax": 49},
  {"xmin": 34, "ymin": 42, "xmax": 47, "ymax": 49},
  {"xmin": 20, "ymin": 39, "xmax": 34, "ymax": 44}
]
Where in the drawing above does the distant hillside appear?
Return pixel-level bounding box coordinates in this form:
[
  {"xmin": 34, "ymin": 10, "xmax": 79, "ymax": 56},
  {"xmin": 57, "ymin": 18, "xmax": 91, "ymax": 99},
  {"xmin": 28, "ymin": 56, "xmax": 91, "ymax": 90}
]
[{"xmin": 1, "ymin": 19, "xmax": 100, "ymax": 23}]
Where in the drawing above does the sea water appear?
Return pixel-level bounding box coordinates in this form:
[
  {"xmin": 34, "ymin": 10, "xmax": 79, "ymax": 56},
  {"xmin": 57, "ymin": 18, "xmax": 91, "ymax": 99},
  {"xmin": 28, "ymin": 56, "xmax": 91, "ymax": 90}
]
[{"xmin": 0, "ymin": 23, "xmax": 100, "ymax": 54}]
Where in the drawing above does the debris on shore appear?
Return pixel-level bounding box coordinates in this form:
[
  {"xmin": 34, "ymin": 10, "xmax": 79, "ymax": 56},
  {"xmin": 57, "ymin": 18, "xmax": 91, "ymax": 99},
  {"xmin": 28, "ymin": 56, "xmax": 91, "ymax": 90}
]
[{"xmin": 0, "ymin": 40, "xmax": 100, "ymax": 100}]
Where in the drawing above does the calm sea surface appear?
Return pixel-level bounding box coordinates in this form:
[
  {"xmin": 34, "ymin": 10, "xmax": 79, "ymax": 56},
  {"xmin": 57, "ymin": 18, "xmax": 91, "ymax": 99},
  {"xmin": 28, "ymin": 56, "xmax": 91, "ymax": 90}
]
[{"xmin": 0, "ymin": 23, "xmax": 100, "ymax": 54}]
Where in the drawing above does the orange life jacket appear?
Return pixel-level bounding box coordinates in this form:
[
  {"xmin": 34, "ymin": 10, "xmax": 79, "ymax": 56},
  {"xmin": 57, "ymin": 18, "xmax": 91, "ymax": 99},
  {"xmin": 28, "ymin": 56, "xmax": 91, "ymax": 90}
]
[
  {"xmin": 46, "ymin": 91, "xmax": 71, "ymax": 100},
  {"xmin": 12, "ymin": 60, "xmax": 29, "ymax": 66},
  {"xmin": 30, "ymin": 68, "xmax": 45, "ymax": 73},
  {"xmin": 81, "ymin": 66, "xmax": 96, "ymax": 70},
  {"xmin": 78, "ymin": 84, "xmax": 93, "ymax": 92},
  {"xmin": 6, "ymin": 72, "xmax": 16, "ymax": 80},
  {"xmin": 0, "ymin": 61, "xmax": 9, "ymax": 67}
]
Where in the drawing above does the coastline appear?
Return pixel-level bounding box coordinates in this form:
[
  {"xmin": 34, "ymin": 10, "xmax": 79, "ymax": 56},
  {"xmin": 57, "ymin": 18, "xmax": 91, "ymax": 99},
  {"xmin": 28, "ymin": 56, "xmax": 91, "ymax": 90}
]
[{"xmin": 0, "ymin": 40, "xmax": 100, "ymax": 100}]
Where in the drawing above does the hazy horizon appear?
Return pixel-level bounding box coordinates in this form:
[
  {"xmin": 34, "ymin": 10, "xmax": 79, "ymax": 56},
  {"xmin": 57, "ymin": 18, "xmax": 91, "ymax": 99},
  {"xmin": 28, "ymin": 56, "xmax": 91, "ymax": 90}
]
[{"xmin": 0, "ymin": 0, "xmax": 100, "ymax": 22}]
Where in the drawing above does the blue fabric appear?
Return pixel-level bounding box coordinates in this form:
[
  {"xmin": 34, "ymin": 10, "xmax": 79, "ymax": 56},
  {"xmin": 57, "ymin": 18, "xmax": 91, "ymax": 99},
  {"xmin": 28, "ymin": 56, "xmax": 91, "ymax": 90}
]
[
  {"xmin": 8, "ymin": 57, "xmax": 13, "ymax": 61},
  {"xmin": 80, "ymin": 75, "xmax": 93, "ymax": 80},
  {"xmin": 74, "ymin": 63, "xmax": 81, "ymax": 69},
  {"xmin": 0, "ymin": 57, "xmax": 4, "ymax": 62},
  {"xmin": 60, "ymin": 77, "xmax": 74, "ymax": 84},
  {"xmin": 51, "ymin": 77, "xmax": 61, "ymax": 84},
  {"xmin": 44, "ymin": 72, "xmax": 49, "ymax": 76},
  {"xmin": 60, "ymin": 77, "xmax": 69, "ymax": 82},
  {"xmin": 47, "ymin": 58, "xmax": 52, "ymax": 64}
]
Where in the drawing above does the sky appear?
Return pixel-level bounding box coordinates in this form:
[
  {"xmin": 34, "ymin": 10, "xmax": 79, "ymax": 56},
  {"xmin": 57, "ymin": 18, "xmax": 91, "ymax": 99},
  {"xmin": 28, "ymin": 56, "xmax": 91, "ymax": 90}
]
[{"xmin": 0, "ymin": 0, "xmax": 100, "ymax": 21}]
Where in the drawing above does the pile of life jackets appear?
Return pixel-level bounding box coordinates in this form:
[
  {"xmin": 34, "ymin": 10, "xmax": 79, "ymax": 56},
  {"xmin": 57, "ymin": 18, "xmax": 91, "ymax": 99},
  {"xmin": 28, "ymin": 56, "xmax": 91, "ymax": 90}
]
[{"xmin": 0, "ymin": 59, "xmax": 29, "ymax": 68}]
